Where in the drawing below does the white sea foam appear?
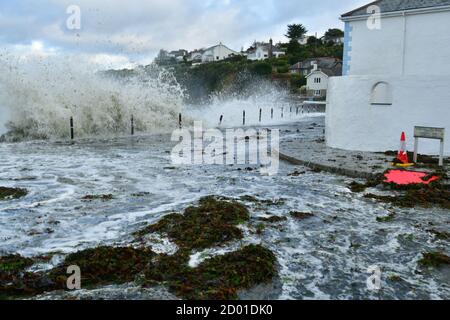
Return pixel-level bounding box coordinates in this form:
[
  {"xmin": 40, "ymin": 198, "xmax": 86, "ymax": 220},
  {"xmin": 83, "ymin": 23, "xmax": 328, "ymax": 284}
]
[{"xmin": 0, "ymin": 52, "xmax": 185, "ymax": 139}]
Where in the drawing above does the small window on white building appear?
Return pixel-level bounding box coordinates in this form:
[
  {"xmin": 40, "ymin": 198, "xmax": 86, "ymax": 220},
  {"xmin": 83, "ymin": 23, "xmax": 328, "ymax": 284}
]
[
  {"xmin": 315, "ymin": 90, "xmax": 321, "ymax": 96},
  {"xmin": 371, "ymin": 82, "xmax": 393, "ymax": 105}
]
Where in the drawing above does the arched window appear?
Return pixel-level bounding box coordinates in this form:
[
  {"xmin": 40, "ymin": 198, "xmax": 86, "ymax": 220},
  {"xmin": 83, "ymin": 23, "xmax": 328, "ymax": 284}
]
[{"xmin": 371, "ymin": 82, "xmax": 393, "ymax": 105}]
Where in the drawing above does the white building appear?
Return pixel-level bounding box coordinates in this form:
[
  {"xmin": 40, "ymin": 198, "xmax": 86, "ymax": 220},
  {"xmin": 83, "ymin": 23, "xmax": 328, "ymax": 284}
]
[
  {"xmin": 306, "ymin": 69, "xmax": 329, "ymax": 98},
  {"xmin": 298, "ymin": 35, "xmax": 315, "ymax": 45},
  {"xmin": 321, "ymin": 35, "xmax": 344, "ymax": 45},
  {"xmin": 306, "ymin": 62, "xmax": 342, "ymax": 98},
  {"xmin": 246, "ymin": 40, "xmax": 285, "ymax": 61},
  {"xmin": 200, "ymin": 43, "xmax": 240, "ymax": 63},
  {"xmin": 326, "ymin": 0, "xmax": 450, "ymax": 155}
]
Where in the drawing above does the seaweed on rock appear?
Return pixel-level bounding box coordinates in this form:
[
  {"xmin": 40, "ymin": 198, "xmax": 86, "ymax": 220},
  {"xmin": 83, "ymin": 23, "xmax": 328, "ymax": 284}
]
[{"xmin": 134, "ymin": 196, "xmax": 250, "ymax": 250}]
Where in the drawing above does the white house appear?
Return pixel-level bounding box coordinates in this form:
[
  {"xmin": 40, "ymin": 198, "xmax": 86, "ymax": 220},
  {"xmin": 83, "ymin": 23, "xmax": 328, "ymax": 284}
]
[
  {"xmin": 246, "ymin": 40, "xmax": 285, "ymax": 61},
  {"xmin": 306, "ymin": 62, "xmax": 342, "ymax": 98},
  {"xmin": 201, "ymin": 43, "xmax": 240, "ymax": 63},
  {"xmin": 188, "ymin": 50, "xmax": 203, "ymax": 63},
  {"xmin": 326, "ymin": 0, "xmax": 450, "ymax": 155},
  {"xmin": 306, "ymin": 68, "xmax": 329, "ymax": 98},
  {"xmin": 321, "ymin": 35, "xmax": 344, "ymax": 45},
  {"xmin": 298, "ymin": 35, "xmax": 315, "ymax": 45}
]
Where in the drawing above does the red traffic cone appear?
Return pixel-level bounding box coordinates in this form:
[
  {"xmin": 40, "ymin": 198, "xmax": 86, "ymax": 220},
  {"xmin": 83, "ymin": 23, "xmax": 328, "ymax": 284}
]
[{"xmin": 396, "ymin": 132, "xmax": 410, "ymax": 164}]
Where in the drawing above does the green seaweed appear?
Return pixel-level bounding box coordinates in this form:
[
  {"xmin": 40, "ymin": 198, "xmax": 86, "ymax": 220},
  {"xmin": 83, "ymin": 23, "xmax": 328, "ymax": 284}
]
[
  {"xmin": 376, "ymin": 213, "xmax": 396, "ymax": 223},
  {"xmin": 0, "ymin": 255, "xmax": 47, "ymax": 299},
  {"xmin": 0, "ymin": 255, "xmax": 33, "ymax": 273},
  {"xmin": 239, "ymin": 195, "xmax": 286, "ymax": 206},
  {"xmin": 418, "ymin": 252, "xmax": 450, "ymax": 268},
  {"xmin": 388, "ymin": 275, "xmax": 403, "ymax": 282},
  {"xmin": 348, "ymin": 182, "xmax": 368, "ymax": 193},
  {"xmin": 144, "ymin": 245, "xmax": 277, "ymax": 300},
  {"xmin": 255, "ymin": 223, "xmax": 265, "ymax": 235},
  {"xmin": 429, "ymin": 230, "xmax": 450, "ymax": 241},
  {"xmin": 81, "ymin": 194, "xmax": 114, "ymax": 201},
  {"xmin": 0, "ymin": 187, "xmax": 28, "ymax": 200},
  {"xmin": 1, "ymin": 198, "xmax": 279, "ymax": 301},
  {"xmin": 135, "ymin": 196, "xmax": 250, "ymax": 250},
  {"xmin": 258, "ymin": 216, "xmax": 287, "ymax": 223},
  {"xmin": 290, "ymin": 212, "xmax": 314, "ymax": 220},
  {"xmin": 48, "ymin": 246, "xmax": 156, "ymax": 288},
  {"xmin": 365, "ymin": 186, "xmax": 450, "ymax": 210}
]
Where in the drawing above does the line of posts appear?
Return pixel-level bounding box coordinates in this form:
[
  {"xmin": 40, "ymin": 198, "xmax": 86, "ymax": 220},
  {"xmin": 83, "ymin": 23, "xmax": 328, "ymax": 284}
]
[{"xmin": 69, "ymin": 106, "xmax": 318, "ymax": 139}]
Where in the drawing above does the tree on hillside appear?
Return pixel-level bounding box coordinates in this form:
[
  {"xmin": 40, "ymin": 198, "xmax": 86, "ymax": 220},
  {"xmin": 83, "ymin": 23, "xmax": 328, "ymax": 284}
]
[
  {"xmin": 324, "ymin": 28, "xmax": 344, "ymax": 40},
  {"xmin": 307, "ymin": 36, "xmax": 322, "ymax": 46},
  {"xmin": 285, "ymin": 24, "xmax": 308, "ymax": 42}
]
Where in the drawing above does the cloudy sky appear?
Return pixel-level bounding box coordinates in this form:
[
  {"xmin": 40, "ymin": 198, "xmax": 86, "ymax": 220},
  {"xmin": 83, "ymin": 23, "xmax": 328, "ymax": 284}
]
[{"xmin": 0, "ymin": 0, "xmax": 369, "ymax": 69}]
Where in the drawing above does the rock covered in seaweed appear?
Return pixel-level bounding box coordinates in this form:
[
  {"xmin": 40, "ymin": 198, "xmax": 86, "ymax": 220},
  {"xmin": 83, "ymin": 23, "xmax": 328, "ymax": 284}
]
[
  {"xmin": 0, "ymin": 187, "xmax": 28, "ymax": 200},
  {"xmin": 134, "ymin": 196, "xmax": 250, "ymax": 250}
]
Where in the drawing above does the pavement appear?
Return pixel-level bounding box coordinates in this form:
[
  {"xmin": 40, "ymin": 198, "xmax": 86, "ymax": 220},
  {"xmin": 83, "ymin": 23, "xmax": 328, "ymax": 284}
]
[{"xmin": 279, "ymin": 116, "xmax": 449, "ymax": 180}]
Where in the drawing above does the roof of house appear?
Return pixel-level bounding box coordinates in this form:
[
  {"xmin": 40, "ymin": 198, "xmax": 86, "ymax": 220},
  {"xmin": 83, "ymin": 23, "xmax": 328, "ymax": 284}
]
[
  {"xmin": 246, "ymin": 42, "xmax": 285, "ymax": 54},
  {"xmin": 169, "ymin": 49, "xmax": 187, "ymax": 56},
  {"xmin": 290, "ymin": 57, "xmax": 342, "ymax": 70},
  {"xmin": 342, "ymin": 0, "xmax": 450, "ymax": 18},
  {"xmin": 307, "ymin": 67, "xmax": 342, "ymax": 77},
  {"xmin": 204, "ymin": 43, "xmax": 239, "ymax": 54}
]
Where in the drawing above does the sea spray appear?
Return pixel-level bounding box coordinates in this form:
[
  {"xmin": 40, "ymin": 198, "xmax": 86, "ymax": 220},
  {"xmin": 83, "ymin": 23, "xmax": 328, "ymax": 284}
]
[
  {"xmin": 186, "ymin": 75, "xmax": 294, "ymax": 127},
  {"xmin": 0, "ymin": 53, "xmax": 186, "ymax": 140}
]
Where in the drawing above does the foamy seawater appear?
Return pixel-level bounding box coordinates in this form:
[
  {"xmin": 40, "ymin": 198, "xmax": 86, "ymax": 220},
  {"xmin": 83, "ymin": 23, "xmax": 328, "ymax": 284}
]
[{"xmin": 0, "ymin": 117, "xmax": 449, "ymax": 300}]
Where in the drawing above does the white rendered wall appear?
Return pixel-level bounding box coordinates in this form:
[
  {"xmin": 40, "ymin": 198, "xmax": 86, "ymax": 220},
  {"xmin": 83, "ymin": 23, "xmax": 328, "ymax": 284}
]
[
  {"xmin": 203, "ymin": 45, "xmax": 238, "ymax": 62},
  {"xmin": 307, "ymin": 72, "xmax": 329, "ymax": 91},
  {"xmin": 347, "ymin": 10, "xmax": 450, "ymax": 76},
  {"xmin": 326, "ymin": 75, "xmax": 450, "ymax": 155}
]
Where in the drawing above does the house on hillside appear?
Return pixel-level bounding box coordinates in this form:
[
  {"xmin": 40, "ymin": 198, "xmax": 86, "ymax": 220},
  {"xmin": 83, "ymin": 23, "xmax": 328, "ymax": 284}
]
[
  {"xmin": 306, "ymin": 63, "xmax": 342, "ymax": 98},
  {"xmin": 188, "ymin": 49, "xmax": 204, "ymax": 63},
  {"xmin": 200, "ymin": 43, "xmax": 240, "ymax": 63},
  {"xmin": 321, "ymin": 35, "xmax": 344, "ymax": 45},
  {"xmin": 326, "ymin": 0, "xmax": 450, "ymax": 155},
  {"xmin": 169, "ymin": 49, "xmax": 188, "ymax": 62},
  {"xmin": 298, "ymin": 35, "xmax": 316, "ymax": 45},
  {"xmin": 246, "ymin": 39, "xmax": 285, "ymax": 61},
  {"xmin": 290, "ymin": 57, "xmax": 342, "ymax": 77},
  {"xmin": 155, "ymin": 49, "xmax": 188, "ymax": 64}
]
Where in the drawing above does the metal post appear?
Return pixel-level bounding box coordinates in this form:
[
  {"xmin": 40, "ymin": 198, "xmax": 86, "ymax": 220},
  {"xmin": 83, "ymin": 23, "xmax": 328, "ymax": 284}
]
[
  {"xmin": 243, "ymin": 110, "xmax": 246, "ymax": 126},
  {"xmin": 413, "ymin": 137, "xmax": 419, "ymax": 163},
  {"xmin": 70, "ymin": 117, "xmax": 74, "ymax": 140},
  {"xmin": 131, "ymin": 115, "xmax": 134, "ymax": 136},
  {"xmin": 296, "ymin": 107, "xmax": 299, "ymax": 115},
  {"xmin": 179, "ymin": 113, "xmax": 182, "ymax": 129},
  {"xmin": 259, "ymin": 108, "xmax": 262, "ymax": 123},
  {"xmin": 439, "ymin": 139, "xmax": 444, "ymax": 166},
  {"xmin": 219, "ymin": 115, "xmax": 223, "ymax": 126},
  {"xmin": 281, "ymin": 107, "xmax": 284, "ymax": 118},
  {"xmin": 271, "ymin": 108, "xmax": 274, "ymax": 119}
]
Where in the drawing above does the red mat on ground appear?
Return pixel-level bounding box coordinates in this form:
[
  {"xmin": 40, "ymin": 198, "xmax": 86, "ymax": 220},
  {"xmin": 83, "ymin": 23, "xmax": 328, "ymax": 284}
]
[{"xmin": 384, "ymin": 170, "xmax": 439, "ymax": 185}]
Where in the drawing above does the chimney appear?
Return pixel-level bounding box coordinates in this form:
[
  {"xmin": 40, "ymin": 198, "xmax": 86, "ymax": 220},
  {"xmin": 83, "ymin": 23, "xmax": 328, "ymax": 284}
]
[
  {"xmin": 312, "ymin": 62, "xmax": 318, "ymax": 71},
  {"xmin": 269, "ymin": 38, "xmax": 274, "ymax": 58}
]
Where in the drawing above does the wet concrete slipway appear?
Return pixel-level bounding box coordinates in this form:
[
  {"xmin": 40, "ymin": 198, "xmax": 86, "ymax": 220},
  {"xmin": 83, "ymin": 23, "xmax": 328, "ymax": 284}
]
[{"xmin": 0, "ymin": 116, "xmax": 449, "ymax": 300}]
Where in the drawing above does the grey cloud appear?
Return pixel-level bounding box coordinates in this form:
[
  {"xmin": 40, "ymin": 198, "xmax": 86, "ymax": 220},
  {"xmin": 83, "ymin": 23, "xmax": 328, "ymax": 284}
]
[{"xmin": 0, "ymin": 0, "xmax": 370, "ymax": 64}]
